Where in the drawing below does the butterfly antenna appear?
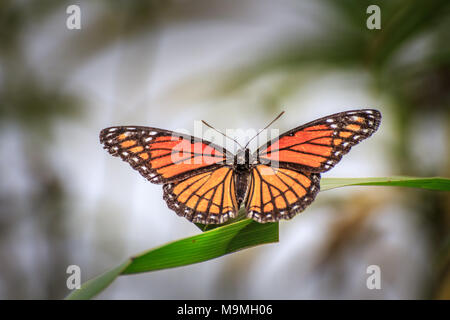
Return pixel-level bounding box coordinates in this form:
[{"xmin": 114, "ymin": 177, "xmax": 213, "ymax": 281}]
[
  {"xmin": 244, "ymin": 111, "xmax": 285, "ymax": 148},
  {"xmin": 202, "ymin": 120, "xmax": 244, "ymax": 149}
]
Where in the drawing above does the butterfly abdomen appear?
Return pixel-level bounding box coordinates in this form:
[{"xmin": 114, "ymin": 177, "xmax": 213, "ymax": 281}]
[{"xmin": 235, "ymin": 168, "xmax": 251, "ymax": 208}]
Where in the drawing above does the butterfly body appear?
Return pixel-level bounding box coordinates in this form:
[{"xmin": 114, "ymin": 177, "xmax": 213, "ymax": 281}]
[
  {"xmin": 100, "ymin": 109, "xmax": 381, "ymax": 224},
  {"xmin": 233, "ymin": 148, "xmax": 253, "ymax": 208}
]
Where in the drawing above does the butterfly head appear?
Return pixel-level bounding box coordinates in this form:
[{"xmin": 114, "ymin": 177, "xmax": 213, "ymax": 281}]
[{"xmin": 234, "ymin": 148, "xmax": 251, "ymax": 168}]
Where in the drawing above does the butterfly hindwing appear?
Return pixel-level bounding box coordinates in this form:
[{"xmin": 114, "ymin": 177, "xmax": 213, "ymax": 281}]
[
  {"xmin": 245, "ymin": 164, "xmax": 321, "ymax": 223},
  {"xmin": 100, "ymin": 126, "xmax": 232, "ymax": 184},
  {"xmin": 255, "ymin": 109, "xmax": 381, "ymax": 173},
  {"xmin": 163, "ymin": 166, "xmax": 239, "ymax": 224}
]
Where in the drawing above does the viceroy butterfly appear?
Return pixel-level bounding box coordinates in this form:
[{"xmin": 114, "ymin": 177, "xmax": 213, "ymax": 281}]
[{"xmin": 100, "ymin": 109, "xmax": 381, "ymax": 224}]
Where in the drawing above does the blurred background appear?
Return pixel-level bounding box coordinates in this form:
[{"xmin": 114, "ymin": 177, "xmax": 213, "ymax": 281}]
[{"xmin": 0, "ymin": 0, "xmax": 449, "ymax": 299}]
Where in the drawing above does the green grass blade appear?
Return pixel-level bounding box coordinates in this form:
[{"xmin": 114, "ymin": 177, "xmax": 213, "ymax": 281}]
[
  {"xmin": 123, "ymin": 219, "xmax": 278, "ymax": 274},
  {"xmin": 321, "ymin": 176, "xmax": 450, "ymax": 191}
]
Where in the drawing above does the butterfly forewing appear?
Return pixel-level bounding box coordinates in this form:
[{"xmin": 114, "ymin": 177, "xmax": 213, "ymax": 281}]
[
  {"xmin": 255, "ymin": 109, "xmax": 381, "ymax": 173},
  {"xmin": 100, "ymin": 126, "xmax": 232, "ymax": 184}
]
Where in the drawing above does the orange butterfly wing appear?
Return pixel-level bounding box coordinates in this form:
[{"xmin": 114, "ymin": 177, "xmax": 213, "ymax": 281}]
[
  {"xmin": 256, "ymin": 109, "xmax": 381, "ymax": 172},
  {"xmin": 164, "ymin": 166, "xmax": 239, "ymax": 224},
  {"xmin": 100, "ymin": 126, "xmax": 238, "ymax": 224},
  {"xmin": 246, "ymin": 109, "xmax": 381, "ymax": 222},
  {"xmin": 100, "ymin": 126, "xmax": 233, "ymax": 184}
]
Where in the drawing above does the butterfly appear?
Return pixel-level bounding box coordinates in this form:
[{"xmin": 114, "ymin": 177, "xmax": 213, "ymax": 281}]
[{"xmin": 100, "ymin": 109, "xmax": 381, "ymax": 224}]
